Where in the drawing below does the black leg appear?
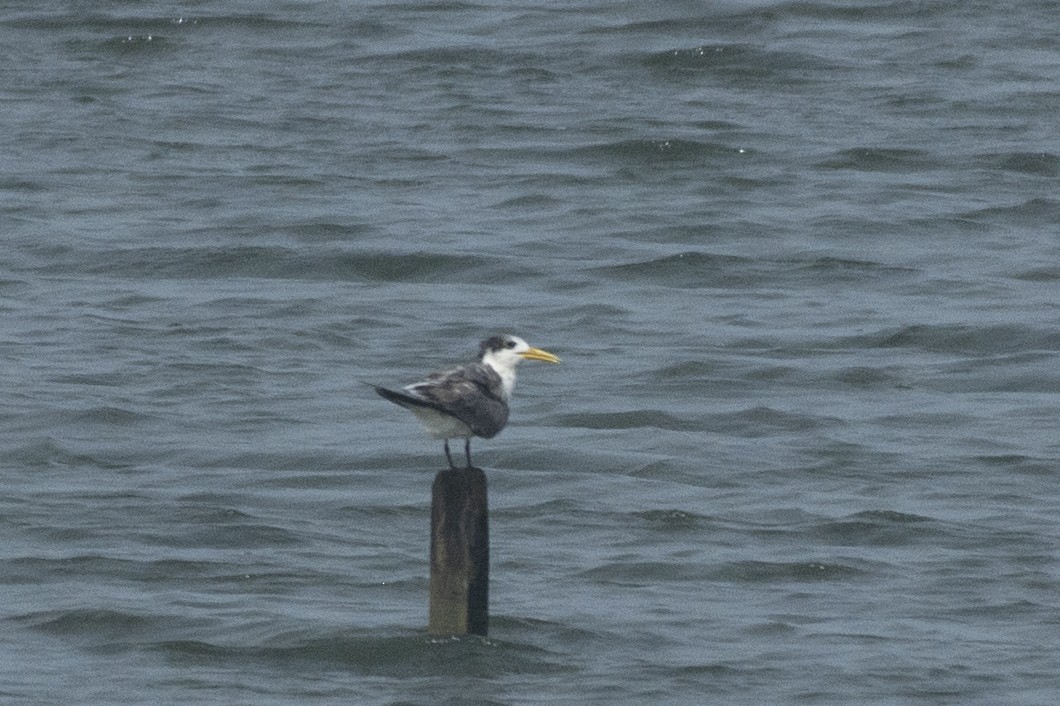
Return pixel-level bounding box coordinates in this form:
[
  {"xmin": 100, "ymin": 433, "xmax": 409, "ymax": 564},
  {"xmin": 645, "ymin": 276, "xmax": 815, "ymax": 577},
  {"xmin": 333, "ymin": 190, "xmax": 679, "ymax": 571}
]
[
  {"xmin": 444, "ymin": 440, "xmax": 457, "ymax": 469},
  {"xmin": 464, "ymin": 438, "xmax": 472, "ymax": 469}
]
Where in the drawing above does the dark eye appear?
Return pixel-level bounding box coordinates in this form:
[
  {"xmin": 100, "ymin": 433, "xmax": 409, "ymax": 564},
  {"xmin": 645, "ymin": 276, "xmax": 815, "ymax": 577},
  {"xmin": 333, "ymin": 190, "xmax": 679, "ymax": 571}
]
[{"xmin": 505, "ymin": 340, "xmax": 517, "ymax": 349}]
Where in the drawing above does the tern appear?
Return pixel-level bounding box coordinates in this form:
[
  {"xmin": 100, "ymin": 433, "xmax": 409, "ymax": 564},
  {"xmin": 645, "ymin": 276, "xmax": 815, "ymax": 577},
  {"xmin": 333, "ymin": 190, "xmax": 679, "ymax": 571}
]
[{"xmin": 373, "ymin": 334, "xmax": 560, "ymax": 469}]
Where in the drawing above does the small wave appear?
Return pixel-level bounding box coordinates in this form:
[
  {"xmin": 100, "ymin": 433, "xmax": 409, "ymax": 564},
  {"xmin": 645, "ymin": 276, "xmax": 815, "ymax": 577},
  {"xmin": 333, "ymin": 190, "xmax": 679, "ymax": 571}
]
[
  {"xmin": 1011, "ymin": 265, "xmax": 1060, "ymax": 282},
  {"xmin": 0, "ymin": 177, "xmax": 47, "ymax": 192},
  {"xmin": 643, "ymin": 44, "xmax": 838, "ymax": 85},
  {"xmin": 581, "ymin": 560, "xmax": 714, "ymax": 585},
  {"xmin": 550, "ymin": 302, "xmax": 633, "ymax": 331},
  {"xmin": 959, "ymin": 197, "xmax": 1060, "ymax": 227},
  {"xmin": 941, "ymin": 599, "xmax": 1047, "ymax": 621},
  {"xmin": 33, "ymin": 246, "xmax": 534, "ymax": 284},
  {"xmin": 875, "ymin": 411, "xmax": 977, "ymax": 429},
  {"xmin": 817, "ymin": 147, "xmax": 939, "ymax": 172},
  {"xmin": 22, "ymin": 608, "xmax": 155, "ymax": 637},
  {"xmin": 554, "ymin": 410, "xmax": 699, "ymax": 432},
  {"xmin": 67, "ymin": 405, "xmax": 153, "ymax": 426},
  {"xmin": 764, "ymin": 1, "xmax": 940, "ymax": 21},
  {"xmin": 492, "ymin": 193, "xmax": 564, "ymax": 209},
  {"xmin": 980, "ymin": 151, "xmax": 1060, "ymax": 177},
  {"xmin": 832, "ymin": 366, "xmax": 903, "ymax": 388},
  {"xmin": 836, "ymin": 323, "xmax": 1060, "ymax": 355},
  {"xmin": 966, "ymin": 454, "xmax": 1054, "ymax": 475},
  {"xmin": 589, "ymin": 251, "xmax": 752, "ymax": 289},
  {"xmin": 60, "ymin": 31, "xmax": 178, "ymax": 58},
  {"xmin": 193, "ymin": 449, "xmax": 371, "ymax": 473},
  {"xmin": 175, "ymin": 523, "xmax": 305, "ymax": 550},
  {"xmin": 589, "ymin": 251, "xmax": 916, "ymax": 290},
  {"xmin": 847, "ymin": 510, "xmax": 933, "ymax": 524},
  {"xmin": 17, "ymin": 607, "xmax": 207, "ymax": 649},
  {"xmin": 105, "ymin": 34, "xmax": 172, "ymax": 53},
  {"xmin": 4, "ymin": 555, "xmax": 141, "ymax": 584},
  {"xmin": 634, "ymin": 508, "xmax": 711, "ymax": 531},
  {"xmin": 157, "ymin": 630, "xmax": 570, "ymax": 677},
  {"xmin": 571, "ymin": 138, "xmax": 742, "ymax": 166},
  {"xmin": 807, "ymin": 512, "xmax": 938, "ymax": 547},
  {"xmin": 5, "ymin": 13, "xmax": 199, "ymax": 32},
  {"xmin": 649, "ymin": 360, "xmax": 721, "ymax": 381},
  {"xmin": 705, "ymin": 406, "xmax": 837, "ymax": 437},
  {"xmin": 714, "ymin": 560, "xmax": 867, "ymax": 583},
  {"xmin": 360, "ymin": 45, "xmax": 526, "ymax": 69},
  {"xmin": 5, "ymin": 437, "xmax": 114, "ymax": 469},
  {"xmin": 797, "ymin": 255, "xmax": 917, "ymax": 275}
]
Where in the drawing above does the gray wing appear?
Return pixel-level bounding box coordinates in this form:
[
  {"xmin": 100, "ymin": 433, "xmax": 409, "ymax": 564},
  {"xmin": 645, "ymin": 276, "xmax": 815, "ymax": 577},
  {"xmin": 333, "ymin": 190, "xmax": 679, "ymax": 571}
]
[{"xmin": 406, "ymin": 363, "xmax": 509, "ymax": 438}]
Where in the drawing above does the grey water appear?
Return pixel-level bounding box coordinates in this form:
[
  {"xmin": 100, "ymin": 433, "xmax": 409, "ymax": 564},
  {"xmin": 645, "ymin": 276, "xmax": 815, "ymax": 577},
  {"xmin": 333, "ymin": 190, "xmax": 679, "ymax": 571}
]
[{"xmin": 2, "ymin": 0, "xmax": 1059, "ymax": 703}]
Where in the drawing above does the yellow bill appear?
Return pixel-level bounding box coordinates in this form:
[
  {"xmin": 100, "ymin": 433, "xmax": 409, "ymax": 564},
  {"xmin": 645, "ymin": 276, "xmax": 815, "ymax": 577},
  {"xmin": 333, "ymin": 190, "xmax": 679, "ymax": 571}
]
[{"xmin": 520, "ymin": 347, "xmax": 561, "ymax": 364}]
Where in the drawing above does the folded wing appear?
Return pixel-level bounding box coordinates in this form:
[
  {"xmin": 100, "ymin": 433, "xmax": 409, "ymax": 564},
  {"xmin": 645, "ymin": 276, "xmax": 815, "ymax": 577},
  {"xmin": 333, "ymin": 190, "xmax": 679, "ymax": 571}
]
[{"xmin": 378, "ymin": 363, "xmax": 509, "ymax": 439}]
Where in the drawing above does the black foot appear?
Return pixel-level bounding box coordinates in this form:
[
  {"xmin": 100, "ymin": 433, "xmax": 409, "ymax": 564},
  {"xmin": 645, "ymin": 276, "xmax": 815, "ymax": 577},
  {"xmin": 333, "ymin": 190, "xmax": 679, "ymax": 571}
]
[
  {"xmin": 464, "ymin": 438, "xmax": 473, "ymax": 469},
  {"xmin": 444, "ymin": 440, "xmax": 458, "ymax": 470}
]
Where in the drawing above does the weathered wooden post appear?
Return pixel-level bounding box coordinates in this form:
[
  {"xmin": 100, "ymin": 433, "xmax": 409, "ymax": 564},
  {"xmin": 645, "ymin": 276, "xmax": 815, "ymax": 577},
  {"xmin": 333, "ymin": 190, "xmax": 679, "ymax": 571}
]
[{"xmin": 428, "ymin": 466, "xmax": 489, "ymax": 636}]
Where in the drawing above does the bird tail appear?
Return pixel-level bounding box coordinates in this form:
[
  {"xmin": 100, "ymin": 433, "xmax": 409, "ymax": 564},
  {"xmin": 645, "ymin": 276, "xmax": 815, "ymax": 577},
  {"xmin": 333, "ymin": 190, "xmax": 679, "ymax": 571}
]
[{"xmin": 372, "ymin": 385, "xmax": 439, "ymax": 412}]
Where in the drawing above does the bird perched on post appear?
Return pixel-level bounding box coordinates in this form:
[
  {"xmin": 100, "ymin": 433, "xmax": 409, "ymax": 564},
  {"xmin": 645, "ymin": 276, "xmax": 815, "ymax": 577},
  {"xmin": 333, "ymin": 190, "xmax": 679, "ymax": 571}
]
[{"xmin": 373, "ymin": 334, "xmax": 560, "ymax": 469}]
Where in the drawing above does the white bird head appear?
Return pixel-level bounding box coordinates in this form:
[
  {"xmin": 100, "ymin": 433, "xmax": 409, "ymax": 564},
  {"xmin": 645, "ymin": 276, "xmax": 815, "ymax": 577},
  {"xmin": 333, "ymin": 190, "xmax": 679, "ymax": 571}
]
[{"xmin": 479, "ymin": 334, "xmax": 560, "ymax": 378}]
